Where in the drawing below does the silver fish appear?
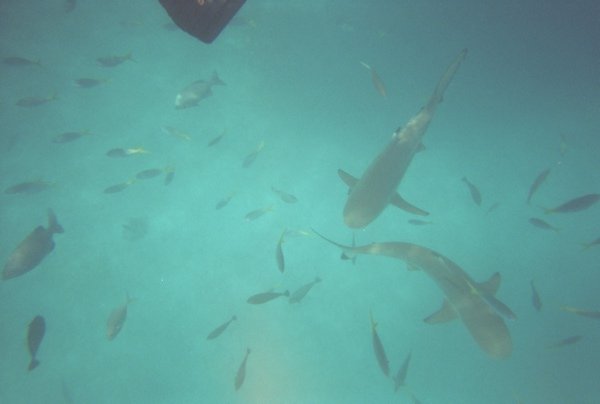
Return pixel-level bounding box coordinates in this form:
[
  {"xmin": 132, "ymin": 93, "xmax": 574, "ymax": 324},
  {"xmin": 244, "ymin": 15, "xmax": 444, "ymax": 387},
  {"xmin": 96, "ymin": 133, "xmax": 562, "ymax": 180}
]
[{"xmin": 175, "ymin": 72, "xmax": 225, "ymax": 109}]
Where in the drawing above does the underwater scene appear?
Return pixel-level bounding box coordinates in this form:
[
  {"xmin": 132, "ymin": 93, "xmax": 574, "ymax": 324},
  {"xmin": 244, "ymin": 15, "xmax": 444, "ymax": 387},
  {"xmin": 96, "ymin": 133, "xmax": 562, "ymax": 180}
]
[{"xmin": 1, "ymin": 1, "xmax": 599, "ymax": 403}]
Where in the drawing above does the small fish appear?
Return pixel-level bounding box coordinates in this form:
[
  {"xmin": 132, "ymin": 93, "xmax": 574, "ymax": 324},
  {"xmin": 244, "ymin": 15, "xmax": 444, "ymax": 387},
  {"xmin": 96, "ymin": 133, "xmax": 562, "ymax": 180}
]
[
  {"xmin": 135, "ymin": 168, "xmax": 164, "ymax": 180},
  {"xmin": 27, "ymin": 315, "xmax": 46, "ymax": 371},
  {"xmin": 2, "ymin": 209, "xmax": 64, "ymax": 280},
  {"xmin": 207, "ymin": 315, "xmax": 237, "ymax": 340},
  {"xmin": 360, "ymin": 61, "xmax": 387, "ymax": 97},
  {"xmin": 52, "ymin": 130, "xmax": 91, "ymax": 143},
  {"xmin": 408, "ymin": 219, "xmax": 432, "ymax": 226},
  {"xmin": 543, "ymin": 193, "xmax": 600, "ymax": 214},
  {"xmin": 122, "ymin": 217, "xmax": 148, "ymax": 241},
  {"xmin": 370, "ymin": 311, "xmax": 389, "ymax": 377},
  {"xmin": 289, "ymin": 277, "xmax": 321, "ymax": 304},
  {"xmin": 528, "ymin": 217, "xmax": 560, "ymax": 233},
  {"xmin": 16, "ymin": 93, "xmax": 57, "ymax": 107},
  {"xmin": 559, "ymin": 133, "xmax": 568, "ymax": 156},
  {"xmin": 547, "ymin": 335, "xmax": 583, "ymax": 349},
  {"xmin": 234, "ymin": 348, "xmax": 251, "ymax": 391},
  {"xmin": 207, "ymin": 130, "xmax": 226, "ymax": 147},
  {"xmin": 4, "ymin": 180, "xmax": 54, "ymax": 194},
  {"xmin": 216, "ymin": 193, "xmax": 235, "ymax": 210},
  {"xmin": 3, "ymin": 56, "xmax": 41, "ymax": 67},
  {"xmin": 103, "ymin": 179, "xmax": 136, "ymax": 194},
  {"xmin": 63, "ymin": 0, "xmax": 76, "ymax": 13},
  {"xmin": 162, "ymin": 125, "xmax": 191, "ymax": 141},
  {"xmin": 275, "ymin": 229, "xmax": 286, "ymax": 273},
  {"xmin": 526, "ymin": 168, "xmax": 551, "ymax": 204},
  {"xmin": 246, "ymin": 290, "xmax": 289, "ymax": 304},
  {"xmin": 75, "ymin": 78, "xmax": 109, "ymax": 88},
  {"xmin": 97, "ymin": 52, "xmax": 133, "ymax": 67},
  {"xmin": 106, "ymin": 147, "xmax": 149, "ymax": 157},
  {"xmin": 244, "ymin": 205, "xmax": 273, "ymax": 221},
  {"xmin": 561, "ymin": 306, "xmax": 600, "ymax": 319},
  {"xmin": 175, "ymin": 72, "xmax": 225, "ymax": 109},
  {"xmin": 106, "ymin": 295, "xmax": 134, "ymax": 340},
  {"xmin": 462, "ymin": 177, "xmax": 482, "ymax": 206},
  {"xmin": 164, "ymin": 167, "xmax": 175, "ymax": 185},
  {"xmin": 393, "ymin": 352, "xmax": 412, "ymax": 392},
  {"xmin": 271, "ymin": 186, "xmax": 298, "ymax": 203},
  {"xmin": 242, "ymin": 140, "xmax": 265, "ymax": 168},
  {"xmin": 580, "ymin": 236, "xmax": 600, "ymax": 251},
  {"xmin": 530, "ymin": 280, "xmax": 542, "ymax": 311}
]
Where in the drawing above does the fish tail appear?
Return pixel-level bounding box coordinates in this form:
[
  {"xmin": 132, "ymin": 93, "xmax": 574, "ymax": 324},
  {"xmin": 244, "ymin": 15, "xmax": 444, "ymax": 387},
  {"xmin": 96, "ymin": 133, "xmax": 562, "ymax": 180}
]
[
  {"xmin": 28, "ymin": 359, "xmax": 40, "ymax": 371},
  {"xmin": 47, "ymin": 209, "xmax": 64, "ymax": 234},
  {"xmin": 211, "ymin": 71, "xmax": 226, "ymax": 86}
]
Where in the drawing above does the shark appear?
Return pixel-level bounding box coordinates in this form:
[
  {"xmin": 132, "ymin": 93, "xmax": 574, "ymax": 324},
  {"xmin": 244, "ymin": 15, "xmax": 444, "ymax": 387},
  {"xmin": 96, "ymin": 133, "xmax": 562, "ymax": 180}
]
[
  {"xmin": 341, "ymin": 49, "xmax": 468, "ymax": 228},
  {"xmin": 313, "ymin": 230, "xmax": 513, "ymax": 359}
]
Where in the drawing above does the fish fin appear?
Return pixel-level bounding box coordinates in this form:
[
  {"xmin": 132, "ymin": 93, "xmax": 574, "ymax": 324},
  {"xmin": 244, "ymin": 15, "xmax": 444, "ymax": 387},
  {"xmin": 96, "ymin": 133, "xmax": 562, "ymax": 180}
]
[
  {"xmin": 337, "ymin": 169, "xmax": 358, "ymax": 189},
  {"xmin": 28, "ymin": 359, "xmax": 40, "ymax": 371},
  {"xmin": 47, "ymin": 208, "xmax": 64, "ymax": 233},
  {"xmin": 477, "ymin": 272, "xmax": 501, "ymax": 296},
  {"xmin": 211, "ymin": 71, "xmax": 226, "ymax": 86},
  {"xmin": 390, "ymin": 193, "xmax": 430, "ymax": 216},
  {"xmin": 424, "ymin": 300, "xmax": 457, "ymax": 324}
]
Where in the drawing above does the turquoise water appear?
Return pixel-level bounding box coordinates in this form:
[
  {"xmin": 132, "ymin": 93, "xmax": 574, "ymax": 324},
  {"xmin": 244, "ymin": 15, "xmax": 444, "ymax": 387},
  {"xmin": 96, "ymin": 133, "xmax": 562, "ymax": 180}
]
[{"xmin": 1, "ymin": 1, "xmax": 599, "ymax": 403}]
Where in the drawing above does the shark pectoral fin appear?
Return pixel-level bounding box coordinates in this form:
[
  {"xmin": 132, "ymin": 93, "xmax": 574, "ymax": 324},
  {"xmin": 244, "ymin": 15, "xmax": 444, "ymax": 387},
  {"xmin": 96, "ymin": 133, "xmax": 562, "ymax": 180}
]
[
  {"xmin": 424, "ymin": 300, "xmax": 458, "ymax": 324},
  {"xmin": 390, "ymin": 193, "xmax": 430, "ymax": 216},
  {"xmin": 477, "ymin": 272, "xmax": 501, "ymax": 296},
  {"xmin": 337, "ymin": 169, "xmax": 358, "ymax": 189}
]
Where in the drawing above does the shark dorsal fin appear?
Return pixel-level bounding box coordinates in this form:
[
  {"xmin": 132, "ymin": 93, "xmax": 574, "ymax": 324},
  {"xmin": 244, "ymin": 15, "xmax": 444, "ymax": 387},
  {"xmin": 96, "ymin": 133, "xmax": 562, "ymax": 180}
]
[
  {"xmin": 477, "ymin": 272, "xmax": 501, "ymax": 296},
  {"xmin": 424, "ymin": 300, "xmax": 458, "ymax": 324}
]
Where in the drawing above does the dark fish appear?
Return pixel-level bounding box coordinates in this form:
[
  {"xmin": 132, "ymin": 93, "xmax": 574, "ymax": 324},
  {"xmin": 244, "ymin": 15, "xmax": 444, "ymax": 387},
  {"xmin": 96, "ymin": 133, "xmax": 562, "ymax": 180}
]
[
  {"xmin": 75, "ymin": 78, "xmax": 109, "ymax": 88},
  {"xmin": 234, "ymin": 348, "xmax": 251, "ymax": 391},
  {"xmin": 122, "ymin": 217, "xmax": 148, "ymax": 241},
  {"xmin": 3, "ymin": 56, "xmax": 41, "ymax": 67},
  {"xmin": 408, "ymin": 219, "xmax": 432, "ymax": 226},
  {"xmin": 271, "ymin": 186, "xmax": 298, "ymax": 203},
  {"xmin": 103, "ymin": 179, "xmax": 135, "ymax": 194},
  {"xmin": 559, "ymin": 133, "xmax": 568, "ymax": 156},
  {"xmin": 207, "ymin": 315, "xmax": 236, "ymax": 340},
  {"xmin": 97, "ymin": 52, "xmax": 133, "ymax": 67},
  {"xmin": 462, "ymin": 177, "xmax": 482, "ymax": 206},
  {"xmin": 242, "ymin": 141, "xmax": 265, "ymax": 168},
  {"xmin": 289, "ymin": 277, "xmax": 321, "ymax": 304},
  {"xmin": 4, "ymin": 180, "xmax": 54, "ymax": 194},
  {"xmin": 526, "ymin": 168, "xmax": 551, "ymax": 204},
  {"xmin": 63, "ymin": 0, "xmax": 76, "ymax": 13},
  {"xmin": 581, "ymin": 236, "xmax": 600, "ymax": 251},
  {"xmin": 135, "ymin": 168, "xmax": 164, "ymax": 180},
  {"xmin": 3, "ymin": 209, "xmax": 64, "ymax": 280},
  {"xmin": 207, "ymin": 130, "xmax": 226, "ymax": 147},
  {"xmin": 247, "ymin": 290, "xmax": 289, "ymax": 304},
  {"xmin": 106, "ymin": 295, "xmax": 134, "ymax": 340},
  {"xmin": 360, "ymin": 61, "xmax": 387, "ymax": 97},
  {"xmin": 27, "ymin": 315, "xmax": 45, "ymax": 371},
  {"xmin": 370, "ymin": 311, "xmax": 389, "ymax": 377},
  {"xmin": 530, "ymin": 280, "xmax": 542, "ymax": 311},
  {"xmin": 393, "ymin": 352, "xmax": 412, "ymax": 392},
  {"xmin": 52, "ymin": 130, "xmax": 91, "ymax": 143},
  {"xmin": 244, "ymin": 205, "xmax": 273, "ymax": 221},
  {"xmin": 175, "ymin": 72, "xmax": 225, "ymax": 109},
  {"xmin": 164, "ymin": 167, "xmax": 175, "ymax": 185},
  {"xmin": 275, "ymin": 229, "xmax": 286, "ymax": 273},
  {"xmin": 561, "ymin": 306, "xmax": 600, "ymax": 319},
  {"xmin": 216, "ymin": 193, "xmax": 235, "ymax": 210},
  {"xmin": 528, "ymin": 217, "xmax": 559, "ymax": 233},
  {"xmin": 544, "ymin": 194, "xmax": 600, "ymax": 214},
  {"xmin": 547, "ymin": 335, "xmax": 583, "ymax": 349},
  {"xmin": 106, "ymin": 147, "xmax": 148, "ymax": 157},
  {"xmin": 16, "ymin": 93, "xmax": 57, "ymax": 107}
]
